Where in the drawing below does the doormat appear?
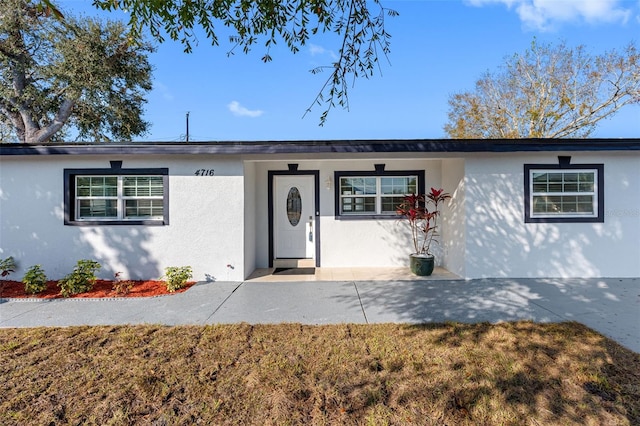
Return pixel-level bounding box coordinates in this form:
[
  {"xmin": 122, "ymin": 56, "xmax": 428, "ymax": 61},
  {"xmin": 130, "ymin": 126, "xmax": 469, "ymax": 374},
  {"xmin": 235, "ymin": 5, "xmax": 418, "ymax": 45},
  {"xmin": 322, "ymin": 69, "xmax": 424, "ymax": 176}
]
[{"xmin": 272, "ymin": 267, "xmax": 316, "ymax": 275}]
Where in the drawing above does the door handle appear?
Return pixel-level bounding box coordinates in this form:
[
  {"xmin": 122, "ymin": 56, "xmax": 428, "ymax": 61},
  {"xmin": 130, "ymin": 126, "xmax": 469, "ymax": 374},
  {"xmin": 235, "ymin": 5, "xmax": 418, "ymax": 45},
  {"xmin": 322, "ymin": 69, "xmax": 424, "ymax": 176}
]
[{"xmin": 308, "ymin": 216, "xmax": 313, "ymax": 241}]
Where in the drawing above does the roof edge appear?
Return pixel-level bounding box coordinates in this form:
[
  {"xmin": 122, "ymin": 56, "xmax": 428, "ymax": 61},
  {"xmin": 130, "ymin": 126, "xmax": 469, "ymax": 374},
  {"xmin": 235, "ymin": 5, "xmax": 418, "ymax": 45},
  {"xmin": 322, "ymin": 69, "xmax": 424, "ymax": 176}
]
[{"xmin": 1, "ymin": 138, "xmax": 640, "ymax": 156}]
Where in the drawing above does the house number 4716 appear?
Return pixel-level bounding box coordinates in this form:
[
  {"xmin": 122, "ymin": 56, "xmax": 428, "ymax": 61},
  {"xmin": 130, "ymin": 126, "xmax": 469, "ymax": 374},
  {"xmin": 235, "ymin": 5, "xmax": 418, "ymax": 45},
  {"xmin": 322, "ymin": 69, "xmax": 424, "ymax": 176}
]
[{"xmin": 195, "ymin": 169, "xmax": 215, "ymax": 176}]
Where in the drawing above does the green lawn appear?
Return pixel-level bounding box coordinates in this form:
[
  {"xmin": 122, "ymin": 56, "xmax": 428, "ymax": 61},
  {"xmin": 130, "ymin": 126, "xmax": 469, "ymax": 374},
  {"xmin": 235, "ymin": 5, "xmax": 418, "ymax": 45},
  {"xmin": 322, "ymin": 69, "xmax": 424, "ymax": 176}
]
[{"xmin": 1, "ymin": 322, "xmax": 638, "ymax": 425}]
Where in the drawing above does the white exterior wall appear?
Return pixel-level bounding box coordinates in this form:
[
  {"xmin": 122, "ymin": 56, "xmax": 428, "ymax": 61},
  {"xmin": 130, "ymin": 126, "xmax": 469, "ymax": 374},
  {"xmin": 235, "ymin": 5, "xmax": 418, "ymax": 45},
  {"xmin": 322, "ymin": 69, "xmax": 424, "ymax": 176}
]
[
  {"xmin": 251, "ymin": 161, "xmax": 272, "ymax": 269},
  {"xmin": 251, "ymin": 158, "xmax": 444, "ymax": 269},
  {"xmin": 248, "ymin": 151, "xmax": 637, "ymax": 279},
  {"xmin": 441, "ymin": 159, "xmax": 466, "ymax": 277},
  {"xmin": 0, "ymin": 155, "xmax": 246, "ymax": 281},
  {"xmin": 463, "ymin": 152, "xmax": 640, "ymax": 278},
  {"xmin": 2, "ymin": 149, "xmax": 637, "ymax": 282},
  {"xmin": 243, "ymin": 161, "xmax": 257, "ymax": 279}
]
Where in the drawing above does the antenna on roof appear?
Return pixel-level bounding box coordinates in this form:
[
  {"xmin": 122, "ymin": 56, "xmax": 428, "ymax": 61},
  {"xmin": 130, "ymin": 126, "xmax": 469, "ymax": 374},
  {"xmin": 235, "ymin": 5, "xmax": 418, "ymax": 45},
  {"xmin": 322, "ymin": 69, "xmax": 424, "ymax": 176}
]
[{"xmin": 185, "ymin": 111, "xmax": 190, "ymax": 143}]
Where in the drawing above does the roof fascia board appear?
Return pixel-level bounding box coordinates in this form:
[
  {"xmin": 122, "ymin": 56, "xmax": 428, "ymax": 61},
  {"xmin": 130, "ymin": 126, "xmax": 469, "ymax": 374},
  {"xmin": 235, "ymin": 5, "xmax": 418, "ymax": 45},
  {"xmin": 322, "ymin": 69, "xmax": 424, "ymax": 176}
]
[{"xmin": 1, "ymin": 139, "xmax": 639, "ymax": 156}]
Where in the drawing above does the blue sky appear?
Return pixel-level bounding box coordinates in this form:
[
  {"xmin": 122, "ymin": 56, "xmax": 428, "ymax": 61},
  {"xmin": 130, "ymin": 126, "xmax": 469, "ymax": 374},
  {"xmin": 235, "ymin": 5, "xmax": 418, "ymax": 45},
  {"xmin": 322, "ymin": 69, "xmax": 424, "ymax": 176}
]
[{"xmin": 60, "ymin": 0, "xmax": 639, "ymax": 141}]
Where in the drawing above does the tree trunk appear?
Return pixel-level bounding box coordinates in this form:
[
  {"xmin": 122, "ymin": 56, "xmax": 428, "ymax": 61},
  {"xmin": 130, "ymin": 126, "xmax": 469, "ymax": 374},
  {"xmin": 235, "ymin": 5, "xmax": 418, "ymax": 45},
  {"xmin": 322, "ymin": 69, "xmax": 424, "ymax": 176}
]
[{"xmin": 20, "ymin": 99, "xmax": 75, "ymax": 144}]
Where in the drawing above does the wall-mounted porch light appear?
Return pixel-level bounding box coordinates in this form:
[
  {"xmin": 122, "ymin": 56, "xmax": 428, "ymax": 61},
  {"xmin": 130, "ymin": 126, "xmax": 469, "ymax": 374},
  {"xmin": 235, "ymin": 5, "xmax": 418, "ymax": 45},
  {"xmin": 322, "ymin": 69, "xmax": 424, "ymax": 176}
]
[{"xmin": 325, "ymin": 175, "xmax": 333, "ymax": 190}]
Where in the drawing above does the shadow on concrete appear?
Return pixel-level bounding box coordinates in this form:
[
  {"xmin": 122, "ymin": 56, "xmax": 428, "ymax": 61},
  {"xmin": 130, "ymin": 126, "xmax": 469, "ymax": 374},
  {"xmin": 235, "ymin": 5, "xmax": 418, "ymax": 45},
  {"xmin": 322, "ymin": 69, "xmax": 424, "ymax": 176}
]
[{"xmin": 338, "ymin": 277, "xmax": 639, "ymax": 353}]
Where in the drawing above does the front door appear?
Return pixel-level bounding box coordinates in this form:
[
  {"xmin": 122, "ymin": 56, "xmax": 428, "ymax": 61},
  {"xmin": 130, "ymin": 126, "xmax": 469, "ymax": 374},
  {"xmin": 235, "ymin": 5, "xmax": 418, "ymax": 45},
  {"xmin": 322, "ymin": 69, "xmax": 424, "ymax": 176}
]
[{"xmin": 274, "ymin": 175, "xmax": 316, "ymax": 260}]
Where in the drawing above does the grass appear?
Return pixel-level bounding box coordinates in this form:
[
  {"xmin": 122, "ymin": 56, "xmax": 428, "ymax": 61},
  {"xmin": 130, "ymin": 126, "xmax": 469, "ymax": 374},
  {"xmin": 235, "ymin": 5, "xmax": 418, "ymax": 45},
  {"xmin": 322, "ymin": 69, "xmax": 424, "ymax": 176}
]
[{"xmin": 0, "ymin": 322, "xmax": 638, "ymax": 425}]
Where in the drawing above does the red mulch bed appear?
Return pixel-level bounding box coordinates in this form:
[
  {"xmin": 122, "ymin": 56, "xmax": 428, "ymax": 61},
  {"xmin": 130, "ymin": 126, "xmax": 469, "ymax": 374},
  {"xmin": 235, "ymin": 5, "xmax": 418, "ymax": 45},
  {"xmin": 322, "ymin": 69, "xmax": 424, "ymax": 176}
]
[{"xmin": 0, "ymin": 279, "xmax": 196, "ymax": 299}]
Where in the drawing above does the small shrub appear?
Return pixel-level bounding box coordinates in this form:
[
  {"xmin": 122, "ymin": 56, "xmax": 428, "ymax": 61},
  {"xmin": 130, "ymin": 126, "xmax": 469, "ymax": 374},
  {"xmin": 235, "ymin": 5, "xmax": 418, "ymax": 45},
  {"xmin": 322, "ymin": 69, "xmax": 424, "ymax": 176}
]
[
  {"xmin": 113, "ymin": 280, "xmax": 135, "ymax": 295},
  {"xmin": 22, "ymin": 265, "xmax": 48, "ymax": 294},
  {"xmin": 164, "ymin": 266, "xmax": 193, "ymax": 292},
  {"xmin": 1, "ymin": 256, "xmax": 17, "ymax": 277},
  {"xmin": 112, "ymin": 272, "xmax": 135, "ymax": 295},
  {"xmin": 58, "ymin": 260, "xmax": 101, "ymax": 297}
]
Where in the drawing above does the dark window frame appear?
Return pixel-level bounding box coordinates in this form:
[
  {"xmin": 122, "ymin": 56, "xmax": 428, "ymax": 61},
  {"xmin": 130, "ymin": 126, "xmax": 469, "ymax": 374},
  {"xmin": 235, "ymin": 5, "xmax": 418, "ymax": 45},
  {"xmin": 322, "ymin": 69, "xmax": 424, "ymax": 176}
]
[
  {"xmin": 64, "ymin": 167, "xmax": 169, "ymax": 226},
  {"xmin": 334, "ymin": 169, "xmax": 425, "ymax": 220},
  {"xmin": 524, "ymin": 163, "xmax": 604, "ymax": 223}
]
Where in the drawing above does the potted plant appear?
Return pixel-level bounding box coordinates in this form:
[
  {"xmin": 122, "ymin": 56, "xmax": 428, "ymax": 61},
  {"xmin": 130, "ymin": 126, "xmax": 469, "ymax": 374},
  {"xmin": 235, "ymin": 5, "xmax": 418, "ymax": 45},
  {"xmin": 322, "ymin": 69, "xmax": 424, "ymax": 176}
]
[{"xmin": 396, "ymin": 187, "xmax": 451, "ymax": 276}]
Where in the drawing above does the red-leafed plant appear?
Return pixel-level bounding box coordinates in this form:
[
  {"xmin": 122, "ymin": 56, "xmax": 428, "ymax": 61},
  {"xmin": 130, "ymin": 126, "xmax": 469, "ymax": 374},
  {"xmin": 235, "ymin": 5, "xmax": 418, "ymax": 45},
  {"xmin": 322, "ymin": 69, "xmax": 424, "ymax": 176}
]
[{"xmin": 396, "ymin": 188, "xmax": 451, "ymax": 256}]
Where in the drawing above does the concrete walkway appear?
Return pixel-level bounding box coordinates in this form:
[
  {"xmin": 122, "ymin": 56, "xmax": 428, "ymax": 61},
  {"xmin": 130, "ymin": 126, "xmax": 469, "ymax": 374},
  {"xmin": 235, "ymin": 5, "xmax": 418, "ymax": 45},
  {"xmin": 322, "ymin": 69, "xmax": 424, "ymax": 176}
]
[{"xmin": 1, "ymin": 277, "xmax": 638, "ymax": 353}]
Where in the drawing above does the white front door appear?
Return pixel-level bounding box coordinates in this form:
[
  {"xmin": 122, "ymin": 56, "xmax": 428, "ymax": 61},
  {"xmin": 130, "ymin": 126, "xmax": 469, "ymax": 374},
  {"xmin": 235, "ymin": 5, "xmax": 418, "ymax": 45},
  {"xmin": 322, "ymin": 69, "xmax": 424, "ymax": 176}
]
[{"xmin": 274, "ymin": 175, "xmax": 316, "ymax": 260}]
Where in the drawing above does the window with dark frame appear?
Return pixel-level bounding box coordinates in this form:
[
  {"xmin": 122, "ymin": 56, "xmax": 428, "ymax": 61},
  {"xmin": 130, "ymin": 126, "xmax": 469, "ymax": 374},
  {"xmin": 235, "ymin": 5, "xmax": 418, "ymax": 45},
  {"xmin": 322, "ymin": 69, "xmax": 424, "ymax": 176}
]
[
  {"xmin": 64, "ymin": 167, "xmax": 169, "ymax": 226},
  {"xmin": 524, "ymin": 163, "xmax": 604, "ymax": 223},
  {"xmin": 334, "ymin": 169, "xmax": 425, "ymax": 219}
]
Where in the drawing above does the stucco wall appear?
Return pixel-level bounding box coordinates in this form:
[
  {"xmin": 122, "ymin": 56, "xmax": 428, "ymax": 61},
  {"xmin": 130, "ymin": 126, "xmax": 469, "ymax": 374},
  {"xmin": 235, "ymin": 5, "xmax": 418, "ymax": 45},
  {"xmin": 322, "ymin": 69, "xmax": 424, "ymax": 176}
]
[
  {"xmin": 441, "ymin": 158, "xmax": 466, "ymax": 277},
  {"xmin": 243, "ymin": 162, "xmax": 257, "ymax": 279},
  {"xmin": 251, "ymin": 158, "xmax": 444, "ymax": 269},
  {"xmin": 3, "ymin": 150, "xmax": 637, "ymax": 281},
  {"xmin": 0, "ymin": 155, "xmax": 246, "ymax": 281},
  {"xmin": 463, "ymin": 152, "xmax": 640, "ymax": 278}
]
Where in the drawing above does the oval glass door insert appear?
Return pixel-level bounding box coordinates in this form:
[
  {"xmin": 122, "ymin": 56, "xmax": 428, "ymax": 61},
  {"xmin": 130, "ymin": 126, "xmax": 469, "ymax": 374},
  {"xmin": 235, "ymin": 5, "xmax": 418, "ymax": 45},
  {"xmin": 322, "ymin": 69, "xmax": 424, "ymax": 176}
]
[{"xmin": 286, "ymin": 187, "xmax": 302, "ymax": 226}]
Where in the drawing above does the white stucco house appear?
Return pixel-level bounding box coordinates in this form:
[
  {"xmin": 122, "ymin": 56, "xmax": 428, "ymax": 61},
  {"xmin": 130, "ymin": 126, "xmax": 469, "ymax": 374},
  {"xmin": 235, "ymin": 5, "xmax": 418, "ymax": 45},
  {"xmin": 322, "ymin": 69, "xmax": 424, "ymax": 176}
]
[{"xmin": 1, "ymin": 139, "xmax": 638, "ymax": 281}]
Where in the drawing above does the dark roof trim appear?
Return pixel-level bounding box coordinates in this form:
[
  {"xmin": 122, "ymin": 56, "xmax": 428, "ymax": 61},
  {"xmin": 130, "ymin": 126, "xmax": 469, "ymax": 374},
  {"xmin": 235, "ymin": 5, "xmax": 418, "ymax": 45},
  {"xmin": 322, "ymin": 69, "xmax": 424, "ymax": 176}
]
[{"xmin": 1, "ymin": 139, "xmax": 640, "ymax": 156}]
